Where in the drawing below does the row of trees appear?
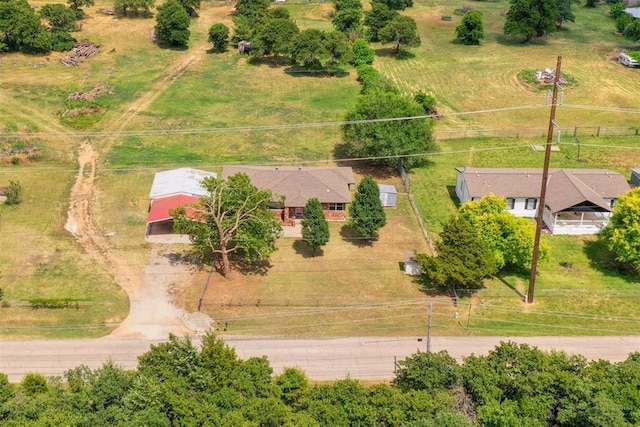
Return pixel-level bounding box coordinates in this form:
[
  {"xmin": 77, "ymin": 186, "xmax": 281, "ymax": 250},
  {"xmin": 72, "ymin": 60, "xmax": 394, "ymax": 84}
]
[
  {"xmin": 0, "ymin": 0, "xmax": 90, "ymax": 54},
  {"xmin": 2, "ymin": 334, "xmax": 640, "ymax": 426},
  {"xmin": 417, "ymin": 195, "xmax": 547, "ymax": 295}
]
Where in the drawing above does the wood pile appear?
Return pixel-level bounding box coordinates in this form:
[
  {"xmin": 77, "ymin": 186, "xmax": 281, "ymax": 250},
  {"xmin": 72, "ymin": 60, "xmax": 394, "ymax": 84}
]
[
  {"xmin": 60, "ymin": 40, "xmax": 100, "ymax": 66},
  {"xmin": 67, "ymin": 84, "xmax": 110, "ymax": 101}
]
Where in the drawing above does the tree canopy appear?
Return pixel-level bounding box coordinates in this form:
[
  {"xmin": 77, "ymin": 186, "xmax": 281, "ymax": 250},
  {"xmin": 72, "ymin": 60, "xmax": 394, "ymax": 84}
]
[
  {"xmin": 155, "ymin": 0, "xmax": 190, "ymax": 47},
  {"xmin": 349, "ymin": 175, "xmax": 386, "ymax": 239},
  {"xmin": 208, "ymin": 23, "xmax": 229, "ymax": 52},
  {"xmin": 373, "ymin": 0, "xmax": 414, "ymax": 11},
  {"xmin": 458, "ymin": 194, "xmax": 548, "ymax": 271},
  {"xmin": 503, "ymin": 0, "xmax": 559, "ymax": 42},
  {"xmin": 341, "ymin": 90, "xmax": 436, "ymax": 170},
  {"xmin": 252, "ymin": 16, "xmax": 299, "ymax": 61},
  {"xmin": 171, "ymin": 173, "xmax": 282, "ymax": 278},
  {"xmin": 602, "ymin": 187, "xmax": 640, "ymax": 272},
  {"xmin": 379, "ymin": 15, "xmax": 421, "ymax": 54},
  {"xmin": 301, "ymin": 197, "xmax": 330, "ymax": 255},
  {"xmin": 455, "ymin": 9, "xmax": 485, "ymax": 45},
  {"xmin": 363, "ymin": 2, "xmax": 398, "ymax": 42},
  {"xmin": 417, "ymin": 215, "xmax": 497, "ymax": 294}
]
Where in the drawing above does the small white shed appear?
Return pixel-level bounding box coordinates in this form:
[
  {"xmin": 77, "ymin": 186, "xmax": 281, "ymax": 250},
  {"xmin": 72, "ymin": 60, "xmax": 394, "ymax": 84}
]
[
  {"xmin": 403, "ymin": 252, "xmax": 421, "ymax": 275},
  {"xmin": 378, "ymin": 184, "xmax": 398, "ymax": 208}
]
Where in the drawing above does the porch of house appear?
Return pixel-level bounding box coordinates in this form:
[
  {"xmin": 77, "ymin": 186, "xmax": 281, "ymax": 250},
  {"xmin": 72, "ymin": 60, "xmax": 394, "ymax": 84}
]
[{"xmin": 543, "ymin": 210, "xmax": 610, "ymax": 235}]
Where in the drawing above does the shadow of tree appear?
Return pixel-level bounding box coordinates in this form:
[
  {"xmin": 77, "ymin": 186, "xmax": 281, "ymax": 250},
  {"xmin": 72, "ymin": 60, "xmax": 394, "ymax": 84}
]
[
  {"xmin": 231, "ymin": 255, "xmax": 272, "ymax": 276},
  {"xmin": 292, "ymin": 239, "xmax": 325, "ymax": 258},
  {"xmin": 284, "ymin": 65, "xmax": 350, "ymax": 78},
  {"xmin": 247, "ymin": 55, "xmax": 292, "ymax": 68},
  {"xmin": 583, "ymin": 238, "xmax": 638, "ymax": 283},
  {"xmin": 374, "ymin": 47, "xmax": 416, "ymax": 59},
  {"xmin": 339, "ymin": 224, "xmax": 374, "ymax": 247}
]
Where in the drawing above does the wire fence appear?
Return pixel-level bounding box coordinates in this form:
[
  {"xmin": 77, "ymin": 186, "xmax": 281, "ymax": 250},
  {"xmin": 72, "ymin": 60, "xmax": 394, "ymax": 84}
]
[
  {"xmin": 400, "ymin": 165, "xmax": 435, "ymax": 254},
  {"xmin": 434, "ymin": 125, "xmax": 640, "ymax": 141}
]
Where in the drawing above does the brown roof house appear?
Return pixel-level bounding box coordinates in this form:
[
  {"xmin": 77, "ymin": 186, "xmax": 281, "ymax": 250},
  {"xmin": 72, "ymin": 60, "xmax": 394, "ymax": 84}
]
[
  {"xmin": 223, "ymin": 166, "xmax": 356, "ymax": 226},
  {"xmin": 455, "ymin": 167, "xmax": 630, "ymax": 235}
]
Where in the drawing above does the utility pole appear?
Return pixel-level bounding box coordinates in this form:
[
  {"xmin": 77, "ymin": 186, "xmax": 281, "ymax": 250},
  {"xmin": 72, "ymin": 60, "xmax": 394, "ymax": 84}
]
[
  {"xmin": 426, "ymin": 300, "xmax": 432, "ymax": 352},
  {"xmin": 527, "ymin": 56, "xmax": 562, "ymax": 305}
]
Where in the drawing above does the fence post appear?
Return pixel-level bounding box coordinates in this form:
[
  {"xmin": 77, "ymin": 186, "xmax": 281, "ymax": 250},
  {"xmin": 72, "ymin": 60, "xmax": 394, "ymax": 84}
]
[{"xmin": 597, "ymin": 126, "xmax": 601, "ymax": 137}]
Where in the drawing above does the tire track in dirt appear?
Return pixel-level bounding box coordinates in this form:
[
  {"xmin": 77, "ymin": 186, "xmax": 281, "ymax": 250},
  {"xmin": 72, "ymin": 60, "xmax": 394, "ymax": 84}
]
[{"xmin": 64, "ymin": 16, "xmax": 217, "ymax": 338}]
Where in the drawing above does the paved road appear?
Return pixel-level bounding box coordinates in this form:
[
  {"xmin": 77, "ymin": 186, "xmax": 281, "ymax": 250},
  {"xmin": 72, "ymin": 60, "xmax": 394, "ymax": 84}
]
[{"xmin": 2, "ymin": 335, "xmax": 640, "ymax": 382}]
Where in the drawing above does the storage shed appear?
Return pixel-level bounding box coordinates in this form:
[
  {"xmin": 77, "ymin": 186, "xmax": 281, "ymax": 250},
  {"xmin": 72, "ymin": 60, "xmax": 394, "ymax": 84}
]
[
  {"xmin": 631, "ymin": 168, "xmax": 640, "ymax": 187},
  {"xmin": 378, "ymin": 184, "xmax": 398, "ymax": 208},
  {"xmin": 403, "ymin": 252, "xmax": 421, "ymax": 275}
]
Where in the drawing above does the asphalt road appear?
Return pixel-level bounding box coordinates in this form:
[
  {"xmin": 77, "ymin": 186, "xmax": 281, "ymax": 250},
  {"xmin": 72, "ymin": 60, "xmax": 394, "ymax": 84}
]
[{"xmin": 2, "ymin": 335, "xmax": 640, "ymax": 382}]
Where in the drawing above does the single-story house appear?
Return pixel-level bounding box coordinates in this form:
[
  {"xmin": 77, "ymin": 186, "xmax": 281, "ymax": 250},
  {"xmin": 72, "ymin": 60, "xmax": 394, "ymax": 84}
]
[
  {"xmin": 146, "ymin": 168, "xmax": 216, "ymax": 240},
  {"xmin": 223, "ymin": 165, "xmax": 356, "ymax": 226},
  {"xmin": 378, "ymin": 184, "xmax": 398, "ymax": 208},
  {"xmin": 455, "ymin": 167, "xmax": 630, "ymax": 235}
]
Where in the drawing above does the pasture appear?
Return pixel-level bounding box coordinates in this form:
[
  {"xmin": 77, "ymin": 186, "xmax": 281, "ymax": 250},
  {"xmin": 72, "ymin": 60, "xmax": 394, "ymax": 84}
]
[{"xmin": 0, "ymin": 0, "xmax": 639, "ymax": 338}]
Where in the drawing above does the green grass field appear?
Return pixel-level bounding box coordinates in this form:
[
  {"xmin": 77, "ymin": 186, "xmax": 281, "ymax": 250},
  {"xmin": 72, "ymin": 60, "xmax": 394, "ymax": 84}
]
[{"xmin": 1, "ymin": 0, "xmax": 639, "ymax": 338}]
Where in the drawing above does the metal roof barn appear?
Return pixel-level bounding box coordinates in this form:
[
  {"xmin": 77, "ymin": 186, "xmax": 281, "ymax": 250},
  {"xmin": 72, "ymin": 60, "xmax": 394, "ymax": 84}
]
[{"xmin": 149, "ymin": 168, "xmax": 217, "ymax": 200}]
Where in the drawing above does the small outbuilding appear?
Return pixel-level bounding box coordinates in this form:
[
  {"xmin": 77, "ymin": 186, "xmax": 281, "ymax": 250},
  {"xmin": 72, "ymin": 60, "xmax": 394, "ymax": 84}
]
[
  {"xmin": 631, "ymin": 168, "xmax": 640, "ymax": 187},
  {"xmin": 378, "ymin": 184, "xmax": 398, "ymax": 208},
  {"xmin": 403, "ymin": 252, "xmax": 421, "ymax": 275}
]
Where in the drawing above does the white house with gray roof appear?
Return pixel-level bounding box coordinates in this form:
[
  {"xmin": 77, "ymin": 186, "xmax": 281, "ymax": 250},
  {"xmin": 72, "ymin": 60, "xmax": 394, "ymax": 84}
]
[{"xmin": 455, "ymin": 167, "xmax": 630, "ymax": 235}]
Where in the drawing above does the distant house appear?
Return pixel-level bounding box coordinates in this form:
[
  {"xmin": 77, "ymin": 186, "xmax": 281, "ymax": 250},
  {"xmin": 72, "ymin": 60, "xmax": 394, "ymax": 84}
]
[
  {"xmin": 455, "ymin": 167, "xmax": 630, "ymax": 235},
  {"xmin": 378, "ymin": 184, "xmax": 398, "ymax": 208},
  {"xmin": 223, "ymin": 166, "xmax": 356, "ymax": 226},
  {"xmin": 0, "ymin": 187, "xmax": 6, "ymax": 204},
  {"xmin": 146, "ymin": 168, "xmax": 217, "ymax": 240}
]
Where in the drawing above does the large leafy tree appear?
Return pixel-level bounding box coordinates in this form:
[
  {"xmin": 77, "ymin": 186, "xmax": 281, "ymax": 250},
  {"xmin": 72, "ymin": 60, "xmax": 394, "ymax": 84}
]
[
  {"xmin": 235, "ymin": 0, "xmax": 270, "ymax": 24},
  {"xmin": 177, "ymin": 0, "xmax": 201, "ymax": 17},
  {"xmin": 417, "ymin": 215, "xmax": 497, "ymax": 294},
  {"xmin": 624, "ymin": 19, "xmax": 640, "ymax": 42},
  {"xmin": 455, "ymin": 9, "xmax": 485, "ymax": 45},
  {"xmin": 252, "ymin": 17, "xmax": 299, "ymax": 62},
  {"xmin": 364, "ymin": 2, "xmax": 398, "ymax": 42},
  {"xmin": 503, "ymin": 0, "xmax": 559, "ymax": 42},
  {"xmin": 332, "ymin": 0, "xmax": 362, "ymax": 36},
  {"xmin": 556, "ymin": 0, "xmax": 579, "ymax": 27},
  {"xmin": 40, "ymin": 4, "xmax": 79, "ymax": 32},
  {"xmin": 379, "ymin": 15, "xmax": 420, "ymax": 54},
  {"xmin": 342, "ymin": 90, "xmax": 436, "ymax": 170},
  {"xmin": 393, "ymin": 351, "xmax": 461, "ymax": 392},
  {"xmin": 457, "ymin": 195, "xmax": 548, "ymax": 271},
  {"xmin": 172, "ymin": 173, "xmax": 282, "ymax": 278},
  {"xmin": 0, "ymin": 0, "xmax": 53, "ymax": 53},
  {"xmin": 349, "ymin": 175, "xmax": 386, "ymax": 239},
  {"xmin": 301, "ymin": 197, "xmax": 330, "ymax": 255},
  {"xmin": 155, "ymin": 0, "xmax": 190, "ymax": 47},
  {"xmin": 67, "ymin": 0, "xmax": 94, "ymax": 18},
  {"xmin": 290, "ymin": 28, "xmax": 325, "ymax": 67},
  {"xmin": 602, "ymin": 187, "xmax": 640, "ymax": 272}
]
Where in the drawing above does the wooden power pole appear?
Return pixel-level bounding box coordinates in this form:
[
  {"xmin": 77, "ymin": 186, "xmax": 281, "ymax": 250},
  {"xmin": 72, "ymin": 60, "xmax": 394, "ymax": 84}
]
[{"xmin": 527, "ymin": 56, "xmax": 562, "ymax": 304}]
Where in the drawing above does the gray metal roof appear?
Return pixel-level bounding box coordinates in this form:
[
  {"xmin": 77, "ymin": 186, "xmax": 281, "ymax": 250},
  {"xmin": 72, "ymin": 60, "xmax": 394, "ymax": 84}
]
[
  {"xmin": 149, "ymin": 168, "xmax": 217, "ymax": 199},
  {"xmin": 625, "ymin": 7, "xmax": 640, "ymax": 18},
  {"xmin": 223, "ymin": 166, "xmax": 355, "ymax": 206},
  {"xmin": 378, "ymin": 184, "xmax": 398, "ymax": 194}
]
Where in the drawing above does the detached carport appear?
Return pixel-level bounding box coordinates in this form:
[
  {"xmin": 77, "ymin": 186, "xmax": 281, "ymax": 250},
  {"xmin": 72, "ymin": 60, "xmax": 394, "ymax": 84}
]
[{"xmin": 146, "ymin": 194, "xmax": 200, "ymax": 243}]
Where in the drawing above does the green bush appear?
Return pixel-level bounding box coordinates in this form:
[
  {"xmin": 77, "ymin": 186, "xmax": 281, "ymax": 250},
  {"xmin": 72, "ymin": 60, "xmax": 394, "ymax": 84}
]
[{"xmin": 28, "ymin": 298, "xmax": 82, "ymax": 309}]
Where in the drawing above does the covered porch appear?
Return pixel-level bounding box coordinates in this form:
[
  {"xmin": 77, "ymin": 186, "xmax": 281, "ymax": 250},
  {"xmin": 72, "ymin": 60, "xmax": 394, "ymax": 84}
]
[{"xmin": 542, "ymin": 205, "xmax": 611, "ymax": 235}]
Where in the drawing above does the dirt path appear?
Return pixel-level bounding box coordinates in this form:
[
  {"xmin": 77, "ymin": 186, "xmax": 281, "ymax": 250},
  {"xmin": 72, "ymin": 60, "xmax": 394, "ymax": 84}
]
[{"xmin": 63, "ymin": 12, "xmax": 218, "ymax": 338}]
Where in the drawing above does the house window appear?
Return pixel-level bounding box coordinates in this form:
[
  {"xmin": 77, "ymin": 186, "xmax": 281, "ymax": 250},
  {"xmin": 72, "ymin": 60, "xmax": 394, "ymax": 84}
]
[
  {"xmin": 610, "ymin": 198, "xmax": 617, "ymax": 208},
  {"xmin": 506, "ymin": 198, "xmax": 515, "ymax": 210},
  {"xmin": 525, "ymin": 198, "xmax": 538, "ymax": 210},
  {"xmin": 328, "ymin": 203, "xmax": 345, "ymax": 211}
]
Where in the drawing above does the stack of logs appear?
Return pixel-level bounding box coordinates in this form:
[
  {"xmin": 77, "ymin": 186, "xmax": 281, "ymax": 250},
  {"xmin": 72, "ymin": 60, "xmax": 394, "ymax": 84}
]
[
  {"xmin": 60, "ymin": 40, "xmax": 100, "ymax": 66},
  {"xmin": 67, "ymin": 85, "xmax": 110, "ymax": 101}
]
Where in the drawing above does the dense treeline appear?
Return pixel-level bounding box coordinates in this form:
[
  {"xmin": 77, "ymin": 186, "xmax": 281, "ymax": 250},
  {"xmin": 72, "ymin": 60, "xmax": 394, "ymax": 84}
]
[{"xmin": 2, "ymin": 334, "xmax": 640, "ymax": 426}]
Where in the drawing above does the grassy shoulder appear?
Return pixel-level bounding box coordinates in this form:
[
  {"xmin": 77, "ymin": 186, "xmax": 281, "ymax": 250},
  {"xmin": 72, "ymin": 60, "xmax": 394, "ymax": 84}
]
[{"xmin": 0, "ymin": 163, "xmax": 128, "ymax": 339}]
